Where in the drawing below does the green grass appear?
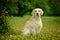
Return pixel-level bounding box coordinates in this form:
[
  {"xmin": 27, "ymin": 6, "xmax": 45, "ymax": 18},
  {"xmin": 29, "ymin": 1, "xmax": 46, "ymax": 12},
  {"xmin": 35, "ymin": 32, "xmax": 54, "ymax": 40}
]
[{"xmin": 1, "ymin": 15, "xmax": 60, "ymax": 40}]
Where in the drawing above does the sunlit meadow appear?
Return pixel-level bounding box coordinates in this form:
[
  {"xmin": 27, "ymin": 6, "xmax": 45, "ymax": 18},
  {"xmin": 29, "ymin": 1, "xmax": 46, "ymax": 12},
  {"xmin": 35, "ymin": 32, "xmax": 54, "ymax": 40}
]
[{"xmin": 0, "ymin": 15, "xmax": 60, "ymax": 40}]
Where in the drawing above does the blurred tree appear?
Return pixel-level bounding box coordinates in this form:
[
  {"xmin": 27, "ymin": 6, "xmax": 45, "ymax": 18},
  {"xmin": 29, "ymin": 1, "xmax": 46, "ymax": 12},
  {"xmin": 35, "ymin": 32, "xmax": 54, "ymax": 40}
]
[
  {"xmin": 7, "ymin": 0, "xmax": 18, "ymax": 16},
  {"xmin": 0, "ymin": 0, "xmax": 7, "ymax": 34},
  {"xmin": 17, "ymin": 0, "xmax": 35, "ymax": 16},
  {"xmin": 3, "ymin": 0, "xmax": 60, "ymax": 16},
  {"xmin": 53, "ymin": 0, "xmax": 60, "ymax": 16},
  {"xmin": 0, "ymin": 8, "xmax": 8, "ymax": 35},
  {"xmin": 0, "ymin": 0, "xmax": 10, "ymax": 34},
  {"xmin": 6, "ymin": 0, "xmax": 51, "ymax": 16},
  {"xmin": 49, "ymin": 0, "xmax": 60, "ymax": 16}
]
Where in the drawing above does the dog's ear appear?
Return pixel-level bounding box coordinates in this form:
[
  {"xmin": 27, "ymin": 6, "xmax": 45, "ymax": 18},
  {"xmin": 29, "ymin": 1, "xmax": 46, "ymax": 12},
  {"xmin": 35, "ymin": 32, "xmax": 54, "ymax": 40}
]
[
  {"xmin": 32, "ymin": 10, "xmax": 35, "ymax": 17},
  {"xmin": 40, "ymin": 9, "xmax": 44, "ymax": 15}
]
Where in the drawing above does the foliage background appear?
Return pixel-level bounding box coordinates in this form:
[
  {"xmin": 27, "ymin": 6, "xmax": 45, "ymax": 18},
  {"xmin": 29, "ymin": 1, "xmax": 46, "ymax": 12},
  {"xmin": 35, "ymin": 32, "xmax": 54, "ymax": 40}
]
[{"xmin": 1, "ymin": 0, "xmax": 60, "ymax": 16}]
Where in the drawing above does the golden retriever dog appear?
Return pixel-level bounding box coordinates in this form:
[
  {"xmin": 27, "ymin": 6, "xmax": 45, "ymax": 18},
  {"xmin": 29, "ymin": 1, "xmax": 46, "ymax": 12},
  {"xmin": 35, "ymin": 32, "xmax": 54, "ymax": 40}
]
[{"xmin": 21, "ymin": 8, "xmax": 44, "ymax": 35}]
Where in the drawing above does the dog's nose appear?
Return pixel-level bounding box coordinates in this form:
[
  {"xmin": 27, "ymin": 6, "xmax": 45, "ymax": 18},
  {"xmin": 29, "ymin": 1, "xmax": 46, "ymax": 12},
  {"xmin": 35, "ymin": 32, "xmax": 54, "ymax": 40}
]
[{"xmin": 37, "ymin": 13, "xmax": 39, "ymax": 16}]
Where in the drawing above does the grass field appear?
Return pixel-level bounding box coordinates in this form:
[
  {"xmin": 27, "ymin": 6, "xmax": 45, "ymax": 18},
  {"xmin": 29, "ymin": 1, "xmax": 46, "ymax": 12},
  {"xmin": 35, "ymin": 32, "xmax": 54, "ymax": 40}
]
[{"xmin": 1, "ymin": 15, "xmax": 60, "ymax": 40}]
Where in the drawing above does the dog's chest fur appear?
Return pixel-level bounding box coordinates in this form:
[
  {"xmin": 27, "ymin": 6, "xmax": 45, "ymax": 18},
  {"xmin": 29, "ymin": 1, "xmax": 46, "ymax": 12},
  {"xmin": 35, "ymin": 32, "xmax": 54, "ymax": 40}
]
[
  {"xmin": 31, "ymin": 18, "xmax": 42, "ymax": 28},
  {"xmin": 30, "ymin": 18, "xmax": 42, "ymax": 34},
  {"xmin": 21, "ymin": 18, "xmax": 42, "ymax": 35}
]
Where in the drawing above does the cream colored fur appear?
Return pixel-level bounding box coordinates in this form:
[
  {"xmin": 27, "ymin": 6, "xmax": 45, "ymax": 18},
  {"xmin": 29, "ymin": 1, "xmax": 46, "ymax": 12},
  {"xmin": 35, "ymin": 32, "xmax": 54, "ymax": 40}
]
[{"xmin": 21, "ymin": 8, "xmax": 44, "ymax": 35}]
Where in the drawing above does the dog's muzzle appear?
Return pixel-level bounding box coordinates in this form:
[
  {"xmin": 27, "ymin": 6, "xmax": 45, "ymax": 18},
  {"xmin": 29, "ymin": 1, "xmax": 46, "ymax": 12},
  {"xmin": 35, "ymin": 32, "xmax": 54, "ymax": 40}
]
[{"xmin": 36, "ymin": 13, "xmax": 39, "ymax": 16}]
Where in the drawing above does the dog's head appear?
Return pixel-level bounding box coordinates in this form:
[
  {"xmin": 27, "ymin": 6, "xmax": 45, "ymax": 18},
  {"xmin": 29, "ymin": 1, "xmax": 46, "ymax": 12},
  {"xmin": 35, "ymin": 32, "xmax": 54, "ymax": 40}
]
[{"xmin": 32, "ymin": 8, "xmax": 44, "ymax": 18}]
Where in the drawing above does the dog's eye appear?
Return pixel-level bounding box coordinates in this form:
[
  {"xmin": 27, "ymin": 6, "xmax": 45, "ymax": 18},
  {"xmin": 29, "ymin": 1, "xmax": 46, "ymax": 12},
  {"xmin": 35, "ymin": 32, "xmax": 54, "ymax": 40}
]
[
  {"xmin": 35, "ymin": 10, "xmax": 37, "ymax": 12},
  {"xmin": 38, "ymin": 10, "xmax": 40, "ymax": 12}
]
